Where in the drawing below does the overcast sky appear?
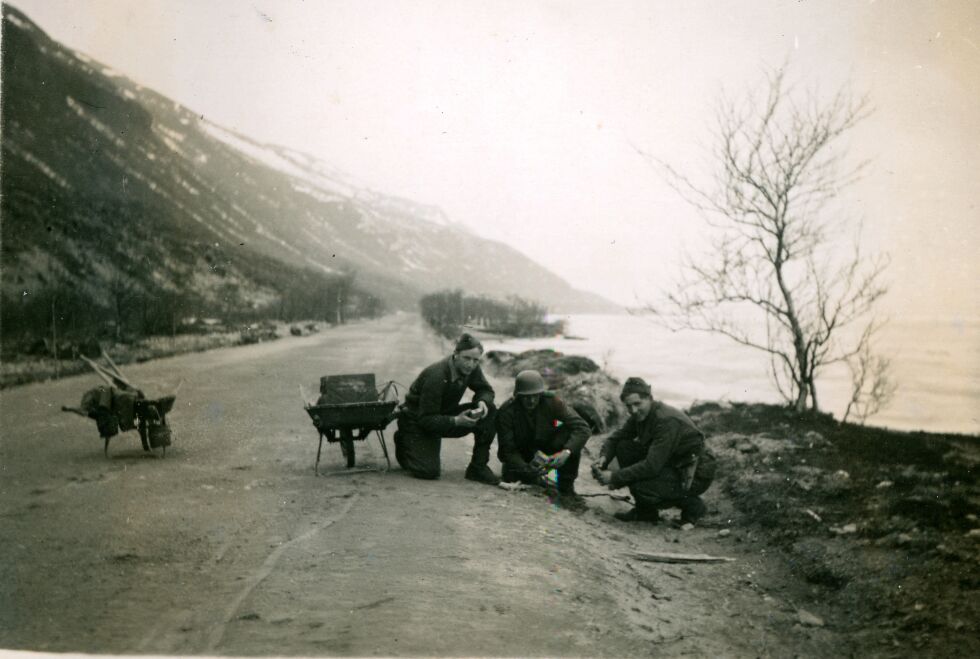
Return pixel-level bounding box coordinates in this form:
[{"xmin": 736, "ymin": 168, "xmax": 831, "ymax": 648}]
[{"xmin": 9, "ymin": 0, "xmax": 979, "ymax": 318}]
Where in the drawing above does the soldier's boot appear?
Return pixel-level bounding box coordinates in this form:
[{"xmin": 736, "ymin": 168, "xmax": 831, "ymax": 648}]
[
  {"xmin": 554, "ymin": 480, "xmax": 588, "ymax": 511},
  {"xmin": 679, "ymin": 496, "xmax": 708, "ymax": 525},
  {"xmin": 613, "ymin": 505, "xmax": 660, "ymax": 523},
  {"xmin": 465, "ymin": 417, "xmax": 500, "ymax": 485},
  {"xmin": 465, "ymin": 463, "xmax": 500, "ymax": 485},
  {"xmin": 501, "ymin": 463, "xmax": 539, "ymax": 485}
]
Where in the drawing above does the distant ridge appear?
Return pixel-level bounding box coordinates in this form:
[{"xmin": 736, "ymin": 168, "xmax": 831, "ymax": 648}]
[{"xmin": 0, "ymin": 5, "xmax": 620, "ymax": 316}]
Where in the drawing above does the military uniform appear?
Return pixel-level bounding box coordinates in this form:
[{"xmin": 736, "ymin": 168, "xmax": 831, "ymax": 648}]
[
  {"xmin": 602, "ymin": 401, "xmax": 716, "ymax": 520},
  {"xmin": 497, "ymin": 392, "xmax": 591, "ymax": 494},
  {"xmin": 394, "ymin": 356, "xmax": 496, "ymax": 480}
]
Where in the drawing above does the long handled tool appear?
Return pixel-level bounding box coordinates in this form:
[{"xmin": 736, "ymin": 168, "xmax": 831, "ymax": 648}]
[{"xmin": 65, "ymin": 352, "xmax": 179, "ymax": 457}]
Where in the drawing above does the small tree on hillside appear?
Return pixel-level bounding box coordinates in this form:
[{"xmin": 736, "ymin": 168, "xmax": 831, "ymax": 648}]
[
  {"xmin": 107, "ymin": 269, "xmax": 137, "ymax": 342},
  {"xmin": 334, "ymin": 267, "xmax": 358, "ymax": 324},
  {"xmin": 842, "ymin": 342, "xmax": 897, "ymax": 424},
  {"xmin": 642, "ymin": 67, "xmax": 892, "ymax": 414}
]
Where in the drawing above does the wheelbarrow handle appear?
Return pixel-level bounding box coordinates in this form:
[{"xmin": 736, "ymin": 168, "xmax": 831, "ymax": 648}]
[{"xmin": 62, "ymin": 406, "xmax": 89, "ymax": 417}]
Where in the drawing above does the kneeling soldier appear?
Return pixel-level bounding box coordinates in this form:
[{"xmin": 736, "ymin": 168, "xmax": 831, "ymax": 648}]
[
  {"xmin": 394, "ymin": 333, "xmax": 500, "ymax": 484},
  {"xmin": 594, "ymin": 377, "xmax": 716, "ymax": 524},
  {"xmin": 496, "ymin": 370, "xmax": 591, "ymax": 496}
]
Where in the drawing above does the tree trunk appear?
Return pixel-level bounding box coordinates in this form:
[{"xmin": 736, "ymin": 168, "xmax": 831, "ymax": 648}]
[
  {"xmin": 774, "ymin": 251, "xmax": 810, "ymax": 412},
  {"xmin": 793, "ymin": 384, "xmax": 808, "ymax": 412},
  {"xmin": 51, "ymin": 296, "xmax": 60, "ymax": 379}
]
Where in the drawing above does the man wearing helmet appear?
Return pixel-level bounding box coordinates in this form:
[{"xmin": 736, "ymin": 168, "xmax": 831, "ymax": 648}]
[
  {"xmin": 394, "ymin": 333, "xmax": 500, "ymax": 484},
  {"xmin": 593, "ymin": 377, "xmax": 716, "ymax": 525},
  {"xmin": 496, "ymin": 369, "xmax": 592, "ymax": 496}
]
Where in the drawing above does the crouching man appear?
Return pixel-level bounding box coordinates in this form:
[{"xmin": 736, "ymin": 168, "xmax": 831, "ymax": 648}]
[
  {"xmin": 394, "ymin": 333, "xmax": 500, "ymax": 484},
  {"xmin": 496, "ymin": 370, "xmax": 591, "ymax": 496},
  {"xmin": 594, "ymin": 377, "xmax": 716, "ymax": 524}
]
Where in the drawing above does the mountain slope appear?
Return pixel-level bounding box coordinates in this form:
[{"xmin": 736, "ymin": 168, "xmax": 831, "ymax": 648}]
[{"xmin": 0, "ymin": 5, "xmax": 618, "ymax": 319}]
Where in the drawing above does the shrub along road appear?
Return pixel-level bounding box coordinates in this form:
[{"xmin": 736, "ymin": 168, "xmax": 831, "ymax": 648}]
[{"xmin": 2, "ymin": 314, "xmax": 847, "ymax": 656}]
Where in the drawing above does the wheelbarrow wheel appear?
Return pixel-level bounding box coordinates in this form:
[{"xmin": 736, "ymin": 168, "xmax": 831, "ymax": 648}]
[
  {"xmin": 340, "ymin": 438, "xmax": 355, "ymax": 467},
  {"xmin": 340, "ymin": 431, "xmax": 356, "ymax": 468}
]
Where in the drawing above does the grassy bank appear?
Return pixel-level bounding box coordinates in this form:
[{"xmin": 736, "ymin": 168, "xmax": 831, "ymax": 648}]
[
  {"xmin": 0, "ymin": 321, "xmax": 326, "ymax": 389},
  {"xmin": 486, "ymin": 348, "xmax": 980, "ymax": 656}
]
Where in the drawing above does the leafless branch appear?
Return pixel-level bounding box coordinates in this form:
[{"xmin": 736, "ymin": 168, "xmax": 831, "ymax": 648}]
[{"xmin": 640, "ymin": 65, "xmax": 889, "ymax": 415}]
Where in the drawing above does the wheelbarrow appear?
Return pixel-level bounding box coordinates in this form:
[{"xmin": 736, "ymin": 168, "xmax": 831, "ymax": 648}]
[
  {"xmin": 62, "ymin": 350, "xmax": 181, "ymax": 457},
  {"xmin": 302, "ymin": 374, "xmax": 399, "ymax": 476}
]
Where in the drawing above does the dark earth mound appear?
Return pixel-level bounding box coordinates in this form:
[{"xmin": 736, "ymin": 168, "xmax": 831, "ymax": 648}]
[{"xmin": 692, "ymin": 402, "xmax": 979, "ymax": 655}]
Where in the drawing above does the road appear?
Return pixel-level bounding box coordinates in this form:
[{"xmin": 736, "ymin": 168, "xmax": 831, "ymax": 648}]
[{"xmin": 1, "ymin": 314, "xmax": 845, "ymax": 656}]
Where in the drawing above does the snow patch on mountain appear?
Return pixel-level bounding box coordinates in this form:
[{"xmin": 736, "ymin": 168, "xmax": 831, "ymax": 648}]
[
  {"xmin": 7, "ymin": 11, "xmax": 28, "ymax": 29},
  {"xmin": 7, "ymin": 143, "xmax": 71, "ymax": 189},
  {"xmin": 66, "ymin": 96, "xmax": 125, "ymax": 148},
  {"xmin": 201, "ymin": 122, "xmax": 357, "ymax": 199}
]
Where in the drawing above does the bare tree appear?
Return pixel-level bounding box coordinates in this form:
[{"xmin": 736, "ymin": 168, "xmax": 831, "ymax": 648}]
[
  {"xmin": 842, "ymin": 342, "xmax": 897, "ymax": 424},
  {"xmin": 107, "ymin": 271, "xmax": 132, "ymax": 342},
  {"xmin": 642, "ymin": 67, "xmax": 891, "ymax": 414}
]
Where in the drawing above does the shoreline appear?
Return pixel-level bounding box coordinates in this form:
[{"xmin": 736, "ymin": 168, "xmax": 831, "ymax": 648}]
[
  {"xmin": 483, "ymin": 344, "xmax": 980, "ymax": 439},
  {"xmin": 479, "ymin": 314, "xmax": 980, "ymax": 437}
]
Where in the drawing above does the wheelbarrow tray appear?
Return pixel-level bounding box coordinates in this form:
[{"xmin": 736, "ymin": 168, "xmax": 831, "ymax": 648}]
[{"xmin": 305, "ymin": 400, "xmax": 397, "ymax": 432}]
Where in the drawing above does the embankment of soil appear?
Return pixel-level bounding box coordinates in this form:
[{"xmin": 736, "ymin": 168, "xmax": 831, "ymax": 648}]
[{"xmin": 487, "ymin": 348, "xmax": 980, "ymax": 656}]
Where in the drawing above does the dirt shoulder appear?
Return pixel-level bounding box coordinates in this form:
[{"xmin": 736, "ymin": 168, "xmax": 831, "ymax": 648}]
[
  {"xmin": 0, "ymin": 324, "xmax": 285, "ymax": 389},
  {"xmin": 0, "ymin": 315, "xmax": 939, "ymax": 657},
  {"xmin": 691, "ymin": 402, "xmax": 980, "ymax": 656}
]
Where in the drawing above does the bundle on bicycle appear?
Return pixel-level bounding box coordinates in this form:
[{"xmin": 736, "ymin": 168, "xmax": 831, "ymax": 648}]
[{"xmin": 303, "ymin": 373, "xmax": 399, "ymax": 475}]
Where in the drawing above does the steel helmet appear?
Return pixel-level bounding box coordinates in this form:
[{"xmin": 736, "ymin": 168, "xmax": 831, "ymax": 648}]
[{"xmin": 514, "ymin": 370, "xmax": 547, "ymax": 396}]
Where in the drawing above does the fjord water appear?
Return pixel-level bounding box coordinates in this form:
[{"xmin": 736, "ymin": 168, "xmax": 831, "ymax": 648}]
[{"xmin": 482, "ymin": 314, "xmax": 980, "ymax": 435}]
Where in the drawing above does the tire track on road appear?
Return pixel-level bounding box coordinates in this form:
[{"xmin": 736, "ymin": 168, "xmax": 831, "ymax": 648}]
[
  {"xmin": 134, "ymin": 525, "xmax": 241, "ymax": 653},
  {"xmin": 203, "ymin": 492, "xmax": 360, "ymax": 653}
]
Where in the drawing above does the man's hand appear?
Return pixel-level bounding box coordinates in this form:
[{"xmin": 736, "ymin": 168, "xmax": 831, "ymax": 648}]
[
  {"xmin": 528, "ymin": 453, "xmax": 548, "ymax": 475},
  {"xmin": 549, "ymin": 449, "xmax": 572, "ymax": 469},
  {"xmin": 523, "ymin": 460, "xmax": 544, "ymax": 478},
  {"xmin": 475, "ymin": 401, "xmax": 489, "ymax": 419},
  {"xmin": 593, "ymin": 467, "xmax": 615, "ymax": 488},
  {"xmin": 453, "ymin": 411, "xmax": 478, "ymax": 428}
]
